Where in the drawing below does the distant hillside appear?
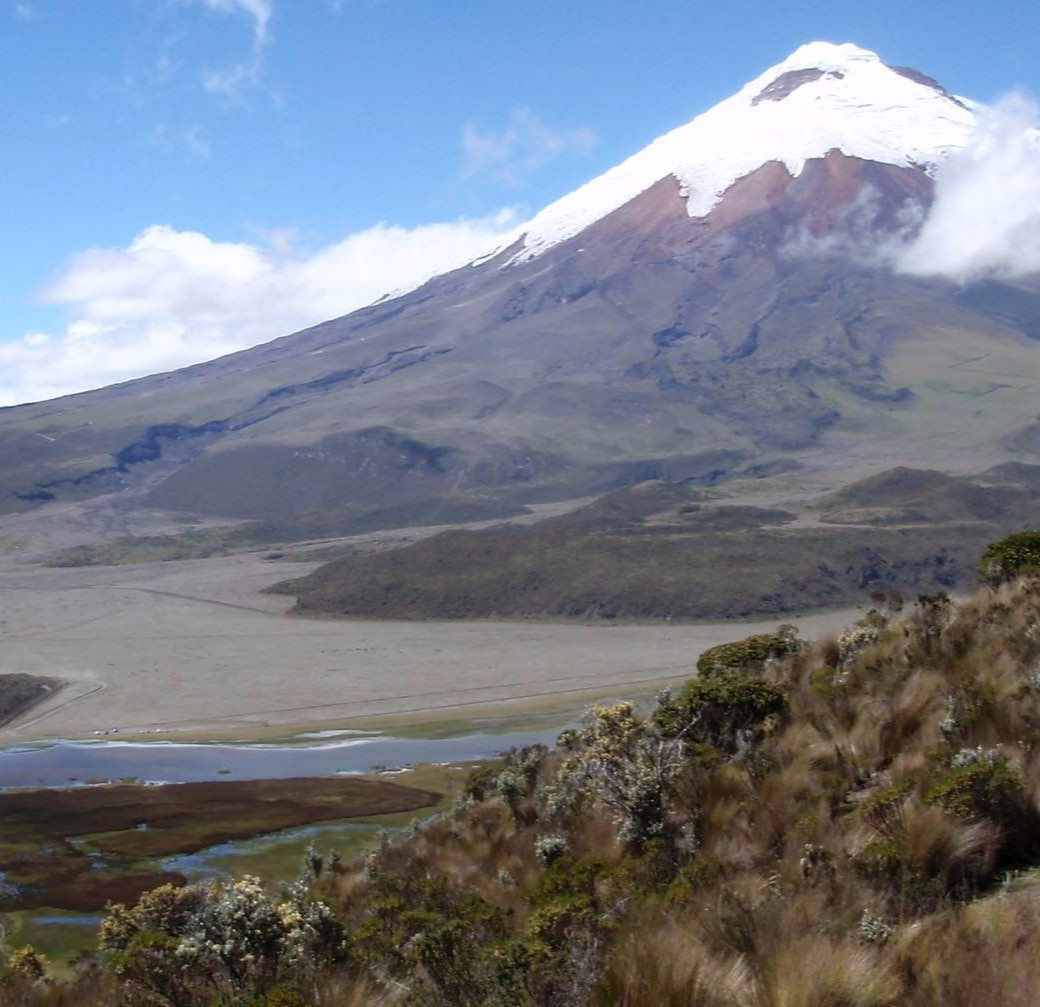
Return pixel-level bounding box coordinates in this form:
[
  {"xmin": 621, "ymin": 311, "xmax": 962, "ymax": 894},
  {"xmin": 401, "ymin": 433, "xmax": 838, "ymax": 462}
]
[
  {"xmin": 0, "ymin": 673, "xmax": 62, "ymax": 727},
  {"xmin": 817, "ymin": 466, "xmax": 1040, "ymax": 526},
  {"xmin": 275, "ymin": 467, "xmax": 1040, "ymax": 621}
]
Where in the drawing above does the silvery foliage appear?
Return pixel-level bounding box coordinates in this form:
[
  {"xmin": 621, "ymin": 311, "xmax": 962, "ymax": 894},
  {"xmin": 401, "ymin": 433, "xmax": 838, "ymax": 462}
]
[
  {"xmin": 495, "ymin": 768, "xmax": 527, "ymax": 806},
  {"xmin": 837, "ymin": 623, "xmax": 880, "ymax": 668},
  {"xmin": 950, "ymin": 745, "xmax": 1004, "ymax": 769},
  {"xmin": 858, "ymin": 909, "xmax": 894, "ymax": 945},
  {"xmin": 175, "ymin": 874, "xmax": 339, "ymax": 984},
  {"xmin": 939, "ymin": 692, "xmax": 980, "ymax": 742},
  {"xmin": 450, "ymin": 792, "xmax": 478, "ymax": 819},
  {"xmin": 938, "ymin": 693, "xmax": 960, "ymax": 742},
  {"xmin": 541, "ymin": 703, "xmax": 688, "ymax": 846},
  {"xmin": 534, "ymin": 833, "xmax": 568, "ymax": 867}
]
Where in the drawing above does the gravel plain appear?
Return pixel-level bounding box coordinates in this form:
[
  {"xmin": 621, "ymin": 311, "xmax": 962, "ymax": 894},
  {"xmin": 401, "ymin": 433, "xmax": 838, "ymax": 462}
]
[{"xmin": 0, "ymin": 550, "xmax": 863, "ymax": 742}]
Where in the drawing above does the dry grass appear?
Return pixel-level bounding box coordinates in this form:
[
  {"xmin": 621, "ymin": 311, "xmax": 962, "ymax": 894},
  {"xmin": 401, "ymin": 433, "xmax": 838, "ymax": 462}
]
[{"xmin": 19, "ymin": 578, "xmax": 1040, "ymax": 1006}]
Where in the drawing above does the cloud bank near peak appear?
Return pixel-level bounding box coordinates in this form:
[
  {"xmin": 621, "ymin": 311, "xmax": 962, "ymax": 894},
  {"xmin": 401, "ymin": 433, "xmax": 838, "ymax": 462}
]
[
  {"xmin": 897, "ymin": 92, "xmax": 1040, "ymax": 282},
  {"xmin": 0, "ymin": 211, "xmax": 518, "ymax": 407}
]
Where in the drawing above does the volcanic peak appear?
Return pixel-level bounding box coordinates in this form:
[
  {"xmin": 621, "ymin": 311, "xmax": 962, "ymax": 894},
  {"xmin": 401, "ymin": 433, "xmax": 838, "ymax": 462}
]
[{"xmin": 494, "ymin": 41, "xmax": 977, "ymax": 265}]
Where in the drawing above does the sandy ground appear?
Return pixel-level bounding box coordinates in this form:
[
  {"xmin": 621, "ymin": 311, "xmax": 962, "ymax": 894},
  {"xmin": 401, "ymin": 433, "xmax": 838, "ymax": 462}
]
[
  {"xmin": 0, "ymin": 545, "xmax": 869, "ymax": 744},
  {"xmin": 0, "ymin": 551, "xmax": 864, "ymax": 742}
]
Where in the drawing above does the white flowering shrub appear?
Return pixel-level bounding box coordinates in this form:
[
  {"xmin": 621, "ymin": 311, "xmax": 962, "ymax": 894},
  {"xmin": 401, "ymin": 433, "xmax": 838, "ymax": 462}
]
[
  {"xmin": 176, "ymin": 875, "xmax": 291, "ymax": 986},
  {"xmin": 534, "ymin": 833, "xmax": 568, "ymax": 867},
  {"xmin": 495, "ymin": 768, "xmax": 527, "ymax": 821},
  {"xmin": 541, "ymin": 703, "xmax": 685, "ymax": 849},
  {"xmin": 938, "ymin": 692, "xmax": 961, "ymax": 742},
  {"xmin": 102, "ymin": 875, "xmax": 343, "ymax": 1003},
  {"xmin": 950, "ymin": 746, "xmax": 1004, "ymax": 769},
  {"xmin": 837, "ymin": 623, "xmax": 880, "ymax": 668}
]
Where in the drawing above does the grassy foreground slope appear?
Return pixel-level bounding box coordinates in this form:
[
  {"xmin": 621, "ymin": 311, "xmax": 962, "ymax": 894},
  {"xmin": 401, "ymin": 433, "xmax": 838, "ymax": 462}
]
[{"xmin": 14, "ymin": 569, "xmax": 1040, "ymax": 1004}]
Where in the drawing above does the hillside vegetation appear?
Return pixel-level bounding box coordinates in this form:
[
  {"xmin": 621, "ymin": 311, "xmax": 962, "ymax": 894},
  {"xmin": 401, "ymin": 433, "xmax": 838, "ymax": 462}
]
[
  {"xmin": 14, "ymin": 551, "xmax": 1040, "ymax": 1004},
  {"xmin": 0, "ymin": 674, "xmax": 61, "ymax": 727},
  {"xmin": 277, "ymin": 467, "xmax": 1040, "ymax": 621}
]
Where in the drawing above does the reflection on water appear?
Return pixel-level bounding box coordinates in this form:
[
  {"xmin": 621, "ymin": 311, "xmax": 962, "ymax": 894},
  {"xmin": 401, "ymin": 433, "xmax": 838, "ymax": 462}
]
[{"xmin": 0, "ymin": 726, "xmax": 566, "ymax": 789}]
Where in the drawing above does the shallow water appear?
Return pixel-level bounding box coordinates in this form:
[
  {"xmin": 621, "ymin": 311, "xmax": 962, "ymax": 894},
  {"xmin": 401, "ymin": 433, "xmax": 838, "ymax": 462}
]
[
  {"xmin": 163, "ymin": 818, "xmax": 389, "ymax": 881},
  {"xmin": 0, "ymin": 725, "xmax": 566, "ymax": 789}
]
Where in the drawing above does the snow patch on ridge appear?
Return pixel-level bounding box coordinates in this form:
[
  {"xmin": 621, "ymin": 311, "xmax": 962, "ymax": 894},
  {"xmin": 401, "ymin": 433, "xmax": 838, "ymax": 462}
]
[{"xmin": 490, "ymin": 42, "xmax": 978, "ymax": 266}]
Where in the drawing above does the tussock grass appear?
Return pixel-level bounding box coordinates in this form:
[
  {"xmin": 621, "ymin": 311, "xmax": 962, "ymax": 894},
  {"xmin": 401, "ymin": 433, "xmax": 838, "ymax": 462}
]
[{"xmin": 18, "ymin": 575, "xmax": 1040, "ymax": 1005}]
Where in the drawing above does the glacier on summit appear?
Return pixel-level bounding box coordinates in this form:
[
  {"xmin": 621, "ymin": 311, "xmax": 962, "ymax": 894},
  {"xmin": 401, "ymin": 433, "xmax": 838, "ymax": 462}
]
[{"xmin": 491, "ymin": 42, "xmax": 978, "ymax": 265}]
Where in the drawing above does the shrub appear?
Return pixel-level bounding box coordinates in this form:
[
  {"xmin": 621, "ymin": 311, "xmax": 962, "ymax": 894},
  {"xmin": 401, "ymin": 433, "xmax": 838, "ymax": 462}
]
[
  {"xmin": 666, "ymin": 856, "xmax": 730, "ymax": 903},
  {"xmin": 837, "ymin": 619, "xmax": 882, "ymax": 667},
  {"xmin": 656, "ymin": 676, "xmax": 787, "ymax": 752},
  {"xmin": 463, "ymin": 763, "xmax": 499, "ymax": 802},
  {"xmin": 7, "ymin": 946, "xmax": 47, "ymax": 981},
  {"xmin": 696, "ymin": 627, "xmax": 800, "ymax": 678},
  {"xmin": 496, "ymin": 768, "xmax": 527, "ymax": 822},
  {"xmin": 858, "ymin": 910, "xmax": 894, "ymax": 945},
  {"xmin": 534, "ymin": 834, "xmax": 569, "ymax": 867},
  {"xmin": 925, "ymin": 750, "xmax": 1025, "ymax": 822},
  {"xmin": 544, "ymin": 703, "xmax": 686, "ymax": 849},
  {"xmin": 979, "ymin": 531, "xmax": 1040, "ymax": 587}
]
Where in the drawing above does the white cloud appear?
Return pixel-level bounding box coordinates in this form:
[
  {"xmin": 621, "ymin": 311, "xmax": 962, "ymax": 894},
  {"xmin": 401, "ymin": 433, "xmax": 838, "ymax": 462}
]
[
  {"xmin": 462, "ymin": 107, "xmax": 596, "ymax": 184},
  {"xmin": 14, "ymin": 3, "xmax": 33, "ymax": 20},
  {"xmin": 0, "ymin": 213, "xmax": 518, "ymax": 407},
  {"xmin": 197, "ymin": 0, "xmax": 273, "ymax": 98},
  {"xmin": 202, "ymin": 0, "xmax": 272, "ymax": 45},
  {"xmin": 897, "ymin": 92, "xmax": 1040, "ymax": 282}
]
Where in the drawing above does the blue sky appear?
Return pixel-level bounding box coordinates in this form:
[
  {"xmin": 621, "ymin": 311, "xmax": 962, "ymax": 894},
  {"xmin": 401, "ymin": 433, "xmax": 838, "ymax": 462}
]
[{"xmin": 2, "ymin": 0, "xmax": 1039, "ymax": 404}]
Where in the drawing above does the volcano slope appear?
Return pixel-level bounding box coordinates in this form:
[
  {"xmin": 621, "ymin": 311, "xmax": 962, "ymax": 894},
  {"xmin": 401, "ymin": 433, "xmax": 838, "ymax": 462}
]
[{"xmin": 2, "ymin": 43, "xmax": 1040, "ymax": 539}]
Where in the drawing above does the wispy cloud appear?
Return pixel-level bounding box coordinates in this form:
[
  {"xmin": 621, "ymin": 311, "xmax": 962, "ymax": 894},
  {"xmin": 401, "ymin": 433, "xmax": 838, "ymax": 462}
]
[
  {"xmin": 462, "ymin": 107, "xmax": 597, "ymax": 184},
  {"xmin": 897, "ymin": 91, "xmax": 1040, "ymax": 282},
  {"xmin": 197, "ymin": 0, "xmax": 274, "ymax": 99},
  {"xmin": 148, "ymin": 122, "xmax": 212, "ymax": 161},
  {"xmin": 184, "ymin": 124, "xmax": 212, "ymax": 160},
  {"xmin": 13, "ymin": 3, "xmax": 34, "ymax": 21},
  {"xmin": 202, "ymin": 0, "xmax": 272, "ymax": 45},
  {"xmin": 0, "ymin": 211, "xmax": 518, "ymax": 406}
]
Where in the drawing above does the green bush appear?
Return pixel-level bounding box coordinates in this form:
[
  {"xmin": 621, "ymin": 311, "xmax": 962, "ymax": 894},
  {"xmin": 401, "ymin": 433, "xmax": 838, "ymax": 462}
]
[
  {"xmin": 533, "ymin": 856, "xmax": 607, "ymax": 905},
  {"xmin": 926, "ymin": 753, "xmax": 1025, "ymax": 822},
  {"xmin": 855, "ymin": 838, "xmax": 907, "ymax": 883},
  {"xmin": 696, "ymin": 628, "xmax": 799, "ymax": 679},
  {"xmin": 666, "ymin": 855, "xmax": 730, "ymax": 903},
  {"xmin": 979, "ymin": 531, "xmax": 1040, "ymax": 587},
  {"xmin": 655, "ymin": 675, "xmax": 788, "ymax": 751}
]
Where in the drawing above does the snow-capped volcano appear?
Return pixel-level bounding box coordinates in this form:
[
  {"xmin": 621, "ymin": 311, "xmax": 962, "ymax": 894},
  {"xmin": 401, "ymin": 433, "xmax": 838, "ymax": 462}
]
[
  {"xmin": 4, "ymin": 42, "xmax": 1040, "ymax": 532},
  {"xmin": 495, "ymin": 42, "xmax": 977, "ymax": 264}
]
